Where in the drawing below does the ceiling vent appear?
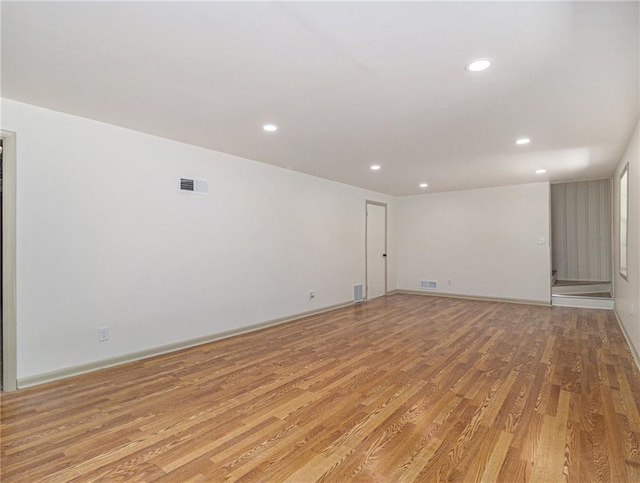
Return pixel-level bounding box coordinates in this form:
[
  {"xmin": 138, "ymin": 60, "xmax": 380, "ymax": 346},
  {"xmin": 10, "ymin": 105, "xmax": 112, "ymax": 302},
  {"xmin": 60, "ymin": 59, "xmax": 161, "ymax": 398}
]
[
  {"xmin": 420, "ymin": 280, "xmax": 438, "ymax": 290},
  {"xmin": 180, "ymin": 177, "xmax": 209, "ymax": 195}
]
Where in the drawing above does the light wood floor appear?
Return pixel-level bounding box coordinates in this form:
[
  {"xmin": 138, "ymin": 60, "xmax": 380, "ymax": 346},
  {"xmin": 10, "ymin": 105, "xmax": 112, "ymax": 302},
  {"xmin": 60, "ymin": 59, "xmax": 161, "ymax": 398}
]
[{"xmin": 2, "ymin": 294, "xmax": 640, "ymax": 482}]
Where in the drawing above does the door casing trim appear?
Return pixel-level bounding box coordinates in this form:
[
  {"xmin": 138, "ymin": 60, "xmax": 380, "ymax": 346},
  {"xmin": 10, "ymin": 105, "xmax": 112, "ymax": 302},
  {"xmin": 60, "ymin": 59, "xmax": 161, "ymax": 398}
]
[{"xmin": 2, "ymin": 130, "xmax": 17, "ymax": 392}]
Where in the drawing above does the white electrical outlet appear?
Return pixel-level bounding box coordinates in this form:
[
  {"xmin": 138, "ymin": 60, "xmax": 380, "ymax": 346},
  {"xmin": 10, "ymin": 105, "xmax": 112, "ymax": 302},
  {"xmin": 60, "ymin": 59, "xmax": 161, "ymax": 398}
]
[
  {"xmin": 309, "ymin": 291, "xmax": 316, "ymax": 300},
  {"xmin": 98, "ymin": 326, "xmax": 109, "ymax": 342},
  {"xmin": 447, "ymin": 279, "xmax": 451, "ymax": 286}
]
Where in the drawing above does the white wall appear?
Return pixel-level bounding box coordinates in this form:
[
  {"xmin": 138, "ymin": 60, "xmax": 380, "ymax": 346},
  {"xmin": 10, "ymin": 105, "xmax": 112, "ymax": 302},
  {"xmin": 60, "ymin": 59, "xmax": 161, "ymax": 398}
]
[
  {"xmin": 5, "ymin": 94, "xmax": 627, "ymax": 383},
  {"xmin": 614, "ymin": 121, "xmax": 640, "ymax": 361},
  {"xmin": 1, "ymin": 99, "xmax": 395, "ymax": 380},
  {"xmin": 396, "ymin": 183, "xmax": 551, "ymax": 303},
  {"xmin": 551, "ymin": 179, "xmax": 612, "ymax": 282}
]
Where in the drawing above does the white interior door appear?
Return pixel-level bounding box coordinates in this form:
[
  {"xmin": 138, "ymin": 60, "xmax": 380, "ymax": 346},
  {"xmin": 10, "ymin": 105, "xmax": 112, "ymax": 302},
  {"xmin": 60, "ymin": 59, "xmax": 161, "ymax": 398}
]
[{"xmin": 366, "ymin": 202, "xmax": 387, "ymax": 299}]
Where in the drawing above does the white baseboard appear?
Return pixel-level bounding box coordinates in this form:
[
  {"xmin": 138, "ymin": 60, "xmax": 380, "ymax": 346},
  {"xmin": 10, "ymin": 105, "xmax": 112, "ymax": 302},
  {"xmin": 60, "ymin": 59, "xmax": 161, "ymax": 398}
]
[
  {"xmin": 18, "ymin": 294, "xmax": 635, "ymax": 388},
  {"xmin": 17, "ymin": 300, "xmax": 353, "ymax": 389},
  {"xmin": 396, "ymin": 289, "xmax": 551, "ymax": 307},
  {"xmin": 613, "ymin": 309, "xmax": 640, "ymax": 372}
]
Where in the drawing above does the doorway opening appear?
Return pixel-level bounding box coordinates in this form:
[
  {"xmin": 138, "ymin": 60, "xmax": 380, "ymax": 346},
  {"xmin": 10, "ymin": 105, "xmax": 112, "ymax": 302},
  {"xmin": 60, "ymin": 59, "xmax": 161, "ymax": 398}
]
[{"xmin": 550, "ymin": 179, "xmax": 614, "ymax": 309}]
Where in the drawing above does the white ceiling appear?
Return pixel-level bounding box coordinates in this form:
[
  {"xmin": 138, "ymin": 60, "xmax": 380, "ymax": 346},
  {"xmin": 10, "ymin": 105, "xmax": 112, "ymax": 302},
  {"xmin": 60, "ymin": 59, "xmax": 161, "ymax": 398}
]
[{"xmin": 2, "ymin": 1, "xmax": 638, "ymax": 196}]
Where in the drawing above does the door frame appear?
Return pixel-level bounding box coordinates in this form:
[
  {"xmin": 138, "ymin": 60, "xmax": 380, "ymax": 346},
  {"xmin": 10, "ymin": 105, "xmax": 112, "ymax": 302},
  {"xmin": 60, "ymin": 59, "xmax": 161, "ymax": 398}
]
[
  {"xmin": 365, "ymin": 200, "xmax": 387, "ymax": 300},
  {"xmin": 2, "ymin": 130, "xmax": 17, "ymax": 391}
]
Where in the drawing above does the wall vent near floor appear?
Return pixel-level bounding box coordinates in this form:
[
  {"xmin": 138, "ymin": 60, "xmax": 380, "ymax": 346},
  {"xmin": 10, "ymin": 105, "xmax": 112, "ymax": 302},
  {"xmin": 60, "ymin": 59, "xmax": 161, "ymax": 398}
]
[
  {"xmin": 420, "ymin": 280, "xmax": 438, "ymax": 290},
  {"xmin": 180, "ymin": 177, "xmax": 209, "ymax": 195},
  {"xmin": 354, "ymin": 284, "xmax": 364, "ymax": 303}
]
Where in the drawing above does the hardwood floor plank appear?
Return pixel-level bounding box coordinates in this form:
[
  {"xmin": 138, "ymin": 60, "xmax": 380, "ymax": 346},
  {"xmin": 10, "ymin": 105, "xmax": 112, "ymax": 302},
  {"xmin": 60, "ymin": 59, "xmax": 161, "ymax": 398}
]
[
  {"xmin": 530, "ymin": 389, "xmax": 570, "ymax": 482},
  {"xmin": 479, "ymin": 429, "xmax": 513, "ymax": 482},
  {"xmin": 2, "ymin": 294, "xmax": 640, "ymax": 482}
]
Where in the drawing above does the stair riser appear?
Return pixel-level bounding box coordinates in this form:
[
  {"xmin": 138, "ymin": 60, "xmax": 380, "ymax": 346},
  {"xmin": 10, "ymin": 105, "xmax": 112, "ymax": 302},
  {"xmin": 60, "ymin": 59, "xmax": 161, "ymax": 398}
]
[
  {"xmin": 552, "ymin": 296, "xmax": 614, "ymax": 309},
  {"xmin": 552, "ymin": 282, "xmax": 611, "ymax": 295}
]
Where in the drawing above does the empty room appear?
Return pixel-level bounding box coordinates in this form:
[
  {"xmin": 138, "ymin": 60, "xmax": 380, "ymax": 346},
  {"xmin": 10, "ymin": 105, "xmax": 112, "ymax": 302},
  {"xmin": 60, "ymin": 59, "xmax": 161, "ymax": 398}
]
[{"xmin": 1, "ymin": 1, "xmax": 640, "ymax": 481}]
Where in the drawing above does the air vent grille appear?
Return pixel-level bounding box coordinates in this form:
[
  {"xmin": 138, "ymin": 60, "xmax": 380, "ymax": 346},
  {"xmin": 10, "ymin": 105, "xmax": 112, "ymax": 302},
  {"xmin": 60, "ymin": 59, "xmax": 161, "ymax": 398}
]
[
  {"xmin": 180, "ymin": 178, "xmax": 194, "ymax": 191},
  {"xmin": 420, "ymin": 280, "xmax": 438, "ymax": 290},
  {"xmin": 180, "ymin": 177, "xmax": 209, "ymax": 195}
]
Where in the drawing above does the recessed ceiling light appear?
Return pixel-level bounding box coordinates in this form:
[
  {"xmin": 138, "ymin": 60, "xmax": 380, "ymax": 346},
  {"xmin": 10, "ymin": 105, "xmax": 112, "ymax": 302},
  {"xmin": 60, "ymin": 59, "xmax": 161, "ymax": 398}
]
[
  {"xmin": 516, "ymin": 138, "xmax": 531, "ymax": 145},
  {"xmin": 370, "ymin": 165, "xmax": 381, "ymax": 171},
  {"xmin": 419, "ymin": 183, "xmax": 428, "ymax": 188},
  {"xmin": 263, "ymin": 124, "xmax": 278, "ymax": 132},
  {"xmin": 536, "ymin": 169, "xmax": 547, "ymax": 174},
  {"xmin": 465, "ymin": 59, "xmax": 492, "ymax": 72}
]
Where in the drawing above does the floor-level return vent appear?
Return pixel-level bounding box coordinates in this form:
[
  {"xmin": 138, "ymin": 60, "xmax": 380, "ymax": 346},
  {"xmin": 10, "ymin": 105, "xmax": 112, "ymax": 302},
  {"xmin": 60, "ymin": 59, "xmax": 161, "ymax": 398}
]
[{"xmin": 420, "ymin": 280, "xmax": 438, "ymax": 290}]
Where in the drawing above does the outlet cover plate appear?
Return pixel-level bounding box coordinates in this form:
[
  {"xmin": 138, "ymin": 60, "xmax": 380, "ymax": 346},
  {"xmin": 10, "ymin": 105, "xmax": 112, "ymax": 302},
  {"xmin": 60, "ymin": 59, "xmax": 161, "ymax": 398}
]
[{"xmin": 98, "ymin": 326, "xmax": 109, "ymax": 342}]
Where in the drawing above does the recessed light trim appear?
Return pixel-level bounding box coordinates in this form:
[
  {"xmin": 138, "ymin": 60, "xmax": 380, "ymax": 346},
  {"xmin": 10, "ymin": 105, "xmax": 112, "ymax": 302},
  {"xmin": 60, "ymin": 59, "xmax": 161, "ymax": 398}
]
[
  {"xmin": 263, "ymin": 124, "xmax": 278, "ymax": 132},
  {"xmin": 465, "ymin": 58, "xmax": 492, "ymax": 72},
  {"xmin": 536, "ymin": 169, "xmax": 547, "ymax": 174},
  {"xmin": 419, "ymin": 183, "xmax": 428, "ymax": 188},
  {"xmin": 516, "ymin": 138, "xmax": 531, "ymax": 145},
  {"xmin": 370, "ymin": 164, "xmax": 381, "ymax": 171}
]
